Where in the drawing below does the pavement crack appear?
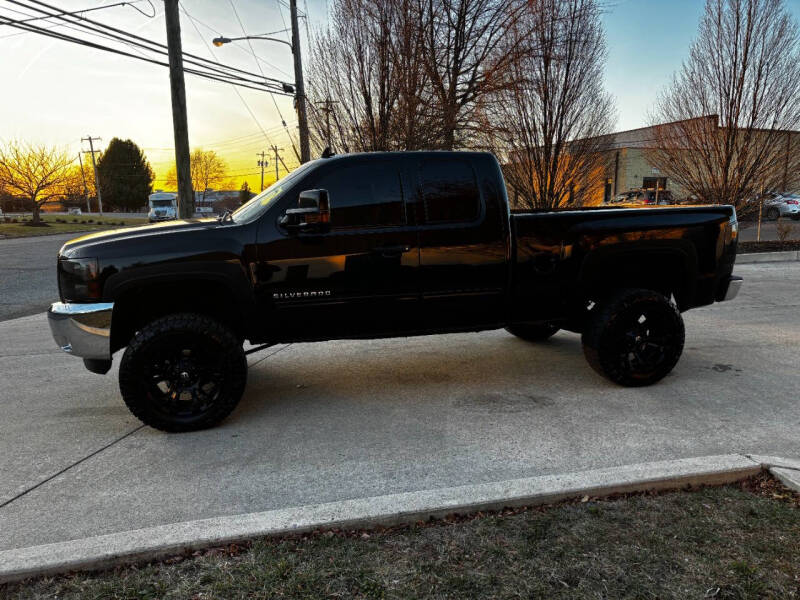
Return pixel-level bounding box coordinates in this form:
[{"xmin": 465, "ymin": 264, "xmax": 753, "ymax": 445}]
[
  {"xmin": 0, "ymin": 425, "xmax": 145, "ymax": 511},
  {"xmin": 248, "ymin": 343, "xmax": 292, "ymax": 368}
]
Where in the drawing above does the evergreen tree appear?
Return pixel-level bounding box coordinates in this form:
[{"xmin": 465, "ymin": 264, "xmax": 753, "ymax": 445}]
[
  {"xmin": 239, "ymin": 181, "xmax": 254, "ymax": 205},
  {"xmin": 96, "ymin": 138, "xmax": 154, "ymax": 211}
]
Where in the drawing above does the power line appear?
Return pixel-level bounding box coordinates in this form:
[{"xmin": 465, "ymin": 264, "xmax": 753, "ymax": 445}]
[
  {"xmin": 226, "ymin": 0, "xmax": 300, "ymax": 162},
  {"xmin": 179, "ymin": 3, "xmax": 289, "ymax": 167},
  {"xmin": 179, "ymin": 2, "xmax": 292, "ymax": 79},
  {"xmin": 12, "ymin": 0, "xmax": 286, "ymax": 86},
  {"xmin": 0, "ymin": 14, "xmax": 293, "ymax": 95},
  {"xmin": 1, "ymin": 0, "xmax": 294, "ymax": 93}
]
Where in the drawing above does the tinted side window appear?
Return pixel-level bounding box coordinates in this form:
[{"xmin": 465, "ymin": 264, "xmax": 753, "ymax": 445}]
[
  {"xmin": 314, "ymin": 163, "xmax": 405, "ymax": 229},
  {"xmin": 420, "ymin": 158, "xmax": 480, "ymax": 224}
]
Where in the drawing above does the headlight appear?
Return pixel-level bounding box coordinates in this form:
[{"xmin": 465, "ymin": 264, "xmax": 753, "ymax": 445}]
[{"xmin": 58, "ymin": 257, "xmax": 101, "ymax": 301}]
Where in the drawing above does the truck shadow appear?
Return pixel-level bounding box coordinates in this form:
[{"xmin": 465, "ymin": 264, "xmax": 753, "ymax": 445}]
[{"xmin": 231, "ymin": 331, "xmax": 597, "ymax": 423}]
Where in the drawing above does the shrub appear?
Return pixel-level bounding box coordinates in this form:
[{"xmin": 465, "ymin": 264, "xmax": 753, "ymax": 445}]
[{"xmin": 776, "ymin": 218, "xmax": 795, "ymax": 242}]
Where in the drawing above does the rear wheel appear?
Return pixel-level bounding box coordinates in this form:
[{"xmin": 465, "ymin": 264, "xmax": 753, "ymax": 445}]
[
  {"xmin": 767, "ymin": 207, "xmax": 780, "ymax": 220},
  {"xmin": 582, "ymin": 289, "xmax": 684, "ymax": 387},
  {"xmin": 119, "ymin": 313, "xmax": 247, "ymax": 432},
  {"xmin": 505, "ymin": 323, "xmax": 560, "ymax": 342}
]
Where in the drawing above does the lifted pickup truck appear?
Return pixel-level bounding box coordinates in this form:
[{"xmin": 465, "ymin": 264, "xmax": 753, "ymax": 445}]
[{"xmin": 49, "ymin": 151, "xmax": 741, "ymax": 432}]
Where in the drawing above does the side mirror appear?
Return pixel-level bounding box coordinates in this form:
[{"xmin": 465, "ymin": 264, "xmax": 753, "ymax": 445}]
[{"xmin": 280, "ymin": 189, "xmax": 330, "ymax": 233}]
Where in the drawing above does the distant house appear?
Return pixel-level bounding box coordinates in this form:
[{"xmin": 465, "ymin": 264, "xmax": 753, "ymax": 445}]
[{"xmin": 194, "ymin": 189, "xmax": 240, "ymax": 215}]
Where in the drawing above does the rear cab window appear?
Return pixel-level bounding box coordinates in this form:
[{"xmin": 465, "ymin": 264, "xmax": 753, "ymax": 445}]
[{"xmin": 419, "ymin": 158, "xmax": 481, "ymax": 224}]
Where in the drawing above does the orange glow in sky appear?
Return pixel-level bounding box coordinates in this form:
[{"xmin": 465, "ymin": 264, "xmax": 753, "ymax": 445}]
[{"xmin": 0, "ymin": 0, "xmax": 324, "ymax": 192}]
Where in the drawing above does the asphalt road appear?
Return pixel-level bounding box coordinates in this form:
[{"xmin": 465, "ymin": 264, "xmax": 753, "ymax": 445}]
[
  {"xmin": 738, "ymin": 219, "xmax": 800, "ymax": 241},
  {"xmin": 0, "ymin": 261, "xmax": 798, "ymax": 552},
  {"xmin": 0, "ymin": 234, "xmax": 71, "ymax": 321}
]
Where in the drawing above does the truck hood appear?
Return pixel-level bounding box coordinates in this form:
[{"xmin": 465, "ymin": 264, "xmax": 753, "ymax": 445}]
[{"xmin": 60, "ymin": 218, "xmax": 220, "ymax": 257}]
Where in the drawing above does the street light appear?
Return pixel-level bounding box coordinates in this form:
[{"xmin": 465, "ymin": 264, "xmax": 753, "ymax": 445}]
[
  {"xmin": 212, "ymin": 36, "xmax": 291, "ymax": 49},
  {"xmin": 212, "ymin": 10, "xmax": 310, "ymax": 165}
]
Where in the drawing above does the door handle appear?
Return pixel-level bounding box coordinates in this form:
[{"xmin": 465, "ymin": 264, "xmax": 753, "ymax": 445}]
[{"xmin": 371, "ymin": 245, "xmax": 411, "ymax": 258}]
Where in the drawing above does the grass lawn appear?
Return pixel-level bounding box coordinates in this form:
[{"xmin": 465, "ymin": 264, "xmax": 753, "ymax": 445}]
[
  {"xmin": 2, "ymin": 474, "xmax": 798, "ymax": 599},
  {"xmin": 0, "ymin": 215, "xmax": 147, "ymax": 239}
]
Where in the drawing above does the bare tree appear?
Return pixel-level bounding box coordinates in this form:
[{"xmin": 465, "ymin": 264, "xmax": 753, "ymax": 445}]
[
  {"xmin": 482, "ymin": 0, "xmax": 615, "ymax": 209},
  {"xmin": 166, "ymin": 149, "xmax": 230, "ymax": 200},
  {"xmin": 648, "ymin": 0, "xmax": 800, "ymax": 209},
  {"xmin": 307, "ymin": 0, "xmax": 525, "ymax": 153},
  {"xmin": 420, "ymin": 0, "xmax": 526, "ymax": 149},
  {"xmin": 307, "ymin": 0, "xmax": 432, "ymax": 153},
  {"xmin": 0, "ymin": 141, "xmax": 75, "ymax": 224}
]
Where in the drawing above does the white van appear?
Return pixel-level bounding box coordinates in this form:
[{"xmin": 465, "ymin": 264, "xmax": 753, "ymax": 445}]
[{"xmin": 148, "ymin": 192, "xmax": 178, "ymax": 223}]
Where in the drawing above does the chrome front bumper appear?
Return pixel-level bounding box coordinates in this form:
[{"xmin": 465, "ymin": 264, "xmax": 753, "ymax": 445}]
[
  {"xmin": 48, "ymin": 302, "xmax": 114, "ymax": 359},
  {"xmin": 718, "ymin": 276, "xmax": 743, "ymax": 302}
]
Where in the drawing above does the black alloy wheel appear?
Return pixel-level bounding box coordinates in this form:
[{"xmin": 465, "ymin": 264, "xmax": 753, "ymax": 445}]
[
  {"xmin": 119, "ymin": 313, "xmax": 247, "ymax": 432},
  {"xmin": 582, "ymin": 289, "xmax": 685, "ymax": 387}
]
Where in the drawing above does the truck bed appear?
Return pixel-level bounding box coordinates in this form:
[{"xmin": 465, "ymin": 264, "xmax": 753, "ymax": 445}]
[{"xmin": 508, "ymin": 205, "xmax": 738, "ymax": 323}]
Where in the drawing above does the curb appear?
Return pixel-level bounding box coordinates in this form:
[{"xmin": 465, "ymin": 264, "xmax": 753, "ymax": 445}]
[
  {"xmin": 0, "ymin": 454, "xmax": 763, "ymax": 584},
  {"xmin": 746, "ymin": 454, "xmax": 800, "ymax": 493},
  {"xmin": 736, "ymin": 250, "xmax": 800, "ymax": 264}
]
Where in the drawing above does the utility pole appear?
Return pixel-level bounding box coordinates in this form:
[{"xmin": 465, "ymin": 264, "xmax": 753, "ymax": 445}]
[
  {"xmin": 77, "ymin": 152, "xmax": 90, "ymax": 213},
  {"xmin": 81, "ymin": 136, "xmax": 103, "ymax": 214},
  {"xmin": 256, "ymin": 151, "xmax": 269, "ymax": 191},
  {"xmin": 315, "ymin": 97, "xmax": 337, "ymax": 149},
  {"xmin": 290, "ymin": 0, "xmax": 310, "ymax": 164},
  {"xmin": 164, "ymin": 0, "xmax": 194, "ymax": 218},
  {"xmin": 271, "ymin": 145, "xmax": 283, "ymax": 183}
]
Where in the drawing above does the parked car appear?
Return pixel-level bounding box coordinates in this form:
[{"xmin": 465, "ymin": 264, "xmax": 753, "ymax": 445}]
[
  {"xmin": 606, "ymin": 191, "xmax": 637, "ymax": 204},
  {"xmin": 767, "ymin": 194, "xmax": 800, "ymax": 220},
  {"xmin": 68, "ymin": 208, "xmax": 82, "ymax": 216},
  {"xmin": 608, "ymin": 190, "xmax": 674, "ymax": 206},
  {"xmin": 629, "ymin": 190, "xmax": 674, "ymax": 205},
  {"xmin": 747, "ymin": 192, "xmax": 800, "ymax": 220},
  {"xmin": 48, "ymin": 151, "xmax": 741, "ymax": 432}
]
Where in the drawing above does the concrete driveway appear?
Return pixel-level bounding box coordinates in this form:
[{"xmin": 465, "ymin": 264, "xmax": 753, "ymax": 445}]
[{"xmin": 0, "ymin": 261, "xmax": 798, "ymax": 553}]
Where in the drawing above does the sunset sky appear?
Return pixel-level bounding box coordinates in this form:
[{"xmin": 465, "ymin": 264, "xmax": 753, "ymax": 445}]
[{"xmin": 1, "ymin": 0, "xmax": 799, "ymax": 193}]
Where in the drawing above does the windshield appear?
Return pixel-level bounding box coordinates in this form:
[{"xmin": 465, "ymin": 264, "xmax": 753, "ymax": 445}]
[
  {"xmin": 151, "ymin": 199, "xmax": 175, "ymax": 208},
  {"xmin": 232, "ymin": 160, "xmax": 319, "ymax": 223}
]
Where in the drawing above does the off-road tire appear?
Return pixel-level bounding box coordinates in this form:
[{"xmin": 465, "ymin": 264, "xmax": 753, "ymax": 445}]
[
  {"xmin": 119, "ymin": 313, "xmax": 247, "ymax": 432},
  {"xmin": 582, "ymin": 289, "xmax": 684, "ymax": 387},
  {"xmin": 505, "ymin": 323, "xmax": 560, "ymax": 342}
]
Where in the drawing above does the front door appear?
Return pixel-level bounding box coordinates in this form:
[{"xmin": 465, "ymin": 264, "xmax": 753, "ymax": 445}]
[{"xmin": 257, "ymin": 158, "xmax": 420, "ymax": 341}]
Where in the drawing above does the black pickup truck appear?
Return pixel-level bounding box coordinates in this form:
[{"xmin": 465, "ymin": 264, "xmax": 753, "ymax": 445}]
[{"xmin": 49, "ymin": 151, "xmax": 742, "ymax": 432}]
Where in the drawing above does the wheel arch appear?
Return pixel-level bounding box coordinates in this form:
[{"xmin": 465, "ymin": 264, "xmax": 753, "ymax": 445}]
[
  {"xmin": 109, "ymin": 272, "xmax": 256, "ymax": 353},
  {"xmin": 577, "ymin": 243, "xmax": 698, "ymax": 310}
]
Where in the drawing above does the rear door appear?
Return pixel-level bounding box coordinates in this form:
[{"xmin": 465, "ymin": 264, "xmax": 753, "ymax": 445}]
[
  {"xmin": 261, "ymin": 157, "xmax": 420, "ymax": 340},
  {"xmin": 414, "ymin": 155, "xmax": 508, "ymax": 330}
]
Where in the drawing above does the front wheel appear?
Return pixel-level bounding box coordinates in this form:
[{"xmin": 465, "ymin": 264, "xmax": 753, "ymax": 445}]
[
  {"xmin": 119, "ymin": 313, "xmax": 247, "ymax": 432},
  {"xmin": 767, "ymin": 207, "xmax": 780, "ymax": 220},
  {"xmin": 582, "ymin": 289, "xmax": 684, "ymax": 387}
]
